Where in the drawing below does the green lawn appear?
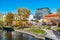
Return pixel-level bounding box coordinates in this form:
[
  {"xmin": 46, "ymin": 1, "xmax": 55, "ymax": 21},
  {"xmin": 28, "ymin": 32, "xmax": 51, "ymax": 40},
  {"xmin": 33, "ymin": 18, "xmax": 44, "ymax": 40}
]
[
  {"xmin": 56, "ymin": 27, "xmax": 60, "ymax": 32},
  {"xmin": 29, "ymin": 28, "xmax": 45, "ymax": 35},
  {"xmin": 13, "ymin": 26, "xmax": 46, "ymax": 35}
]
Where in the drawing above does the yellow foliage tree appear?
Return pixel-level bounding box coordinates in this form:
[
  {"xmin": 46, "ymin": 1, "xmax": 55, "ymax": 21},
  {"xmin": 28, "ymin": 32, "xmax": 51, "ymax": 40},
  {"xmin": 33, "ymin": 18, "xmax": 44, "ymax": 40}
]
[
  {"xmin": 5, "ymin": 12, "xmax": 14, "ymax": 26},
  {"xmin": 17, "ymin": 8, "xmax": 30, "ymax": 27},
  {"xmin": 0, "ymin": 20, "xmax": 4, "ymax": 27},
  {"xmin": 57, "ymin": 8, "xmax": 60, "ymax": 27}
]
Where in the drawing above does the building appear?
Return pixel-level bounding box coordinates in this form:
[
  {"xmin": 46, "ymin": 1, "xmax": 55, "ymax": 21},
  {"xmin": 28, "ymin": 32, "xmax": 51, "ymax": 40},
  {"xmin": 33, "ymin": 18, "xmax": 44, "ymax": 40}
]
[
  {"xmin": 45, "ymin": 13, "xmax": 60, "ymax": 21},
  {"xmin": 35, "ymin": 7, "xmax": 51, "ymax": 20},
  {"xmin": 45, "ymin": 13, "xmax": 60, "ymax": 25}
]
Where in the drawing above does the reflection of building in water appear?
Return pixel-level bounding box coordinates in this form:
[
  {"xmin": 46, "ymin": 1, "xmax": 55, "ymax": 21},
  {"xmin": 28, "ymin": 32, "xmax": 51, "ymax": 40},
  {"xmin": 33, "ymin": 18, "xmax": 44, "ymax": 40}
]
[{"xmin": 34, "ymin": 7, "xmax": 51, "ymax": 20}]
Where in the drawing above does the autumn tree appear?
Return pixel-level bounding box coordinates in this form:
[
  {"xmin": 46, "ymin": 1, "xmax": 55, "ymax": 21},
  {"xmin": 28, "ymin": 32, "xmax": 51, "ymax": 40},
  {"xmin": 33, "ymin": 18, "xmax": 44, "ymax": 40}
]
[
  {"xmin": 5, "ymin": 12, "xmax": 14, "ymax": 26},
  {"xmin": 57, "ymin": 8, "xmax": 60, "ymax": 13},
  {"xmin": 17, "ymin": 8, "xmax": 30, "ymax": 27},
  {"xmin": 23, "ymin": 8, "xmax": 30, "ymax": 19},
  {"xmin": 0, "ymin": 20, "xmax": 4, "ymax": 27},
  {"xmin": 57, "ymin": 8, "xmax": 60, "ymax": 19},
  {"xmin": 57, "ymin": 9, "xmax": 60, "ymax": 20},
  {"xmin": 18, "ymin": 8, "xmax": 30, "ymax": 19},
  {"xmin": 0, "ymin": 13, "xmax": 4, "ymax": 28},
  {"xmin": 16, "ymin": 8, "xmax": 22, "ymax": 27},
  {"xmin": 0, "ymin": 13, "xmax": 3, "ymax": 21},
  {"xmin": 57, "ymin": 8, "xmax": 60, "ymax": 27}
]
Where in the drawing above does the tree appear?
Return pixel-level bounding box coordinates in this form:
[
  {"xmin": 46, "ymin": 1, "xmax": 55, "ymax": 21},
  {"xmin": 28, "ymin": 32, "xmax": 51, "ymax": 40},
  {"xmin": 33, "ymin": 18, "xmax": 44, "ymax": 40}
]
[
  {"xmin": 17, "ymin": 8, "xmax": 23, "ymax": 27},
  {"xmin": 57, "ymin": 8, "xmax": 60, "ymax": 13},
  {"xmin": 17, "ymin": 8, "xmax": 30, "ymax": 27},
  {"xmin": 0, "ymin": 13, "xmax": 4, "ymax": 28},
  {"xmin": 57, "ymin": 8, "xmax": 60, "ymax": 19},
  {"xmin": 35, "ymin": 20, "xmax": 39, "ymax": 23},
  {"xmin": 0, "ymin": 20, "xmax": 4, "ymax": 27},
  {"xmin": 5, "ymin": 12, "xmax": 14, "ymax": 26},
  {"xmin": 18, "ymin": 8, "xmax": 30, "ymax": 19},
  {"xmin": 18, "ymin": 8, "xmax": 21, "ymax": 16},
  {"xmin": 22, "ymin": 8, "xmax": 30, "ymax": 27},
  {"xmin": 0, "ymin": 13, "xmax": 3, "ymax": 21},
  {"xmin": 57, "ymin": 8, "xmax": 60, "ymax": 27},
  {"xmin": 15, "ymin": 20, "xmax": 22, "ymax": 27},
  {"xmin": 23, "ymin": 9, "xmax": 30, "ymax": 19}
]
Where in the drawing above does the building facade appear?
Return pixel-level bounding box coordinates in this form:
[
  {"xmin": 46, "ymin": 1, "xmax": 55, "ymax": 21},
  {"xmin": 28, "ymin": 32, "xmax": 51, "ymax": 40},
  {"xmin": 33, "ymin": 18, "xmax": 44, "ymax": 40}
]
[
  {"xmin": 45, "ymin": 13, "xmax": 60, "ymax": 25},
  {"xmin": 35, "ymin": 7, "xmax": 51, "ymax": 20}
]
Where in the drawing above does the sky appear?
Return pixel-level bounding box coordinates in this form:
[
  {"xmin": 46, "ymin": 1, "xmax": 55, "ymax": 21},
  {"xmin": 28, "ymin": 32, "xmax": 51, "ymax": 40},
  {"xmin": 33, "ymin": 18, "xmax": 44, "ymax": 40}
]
[{"xmin": 0, "ymin": 0, "xmax": 60, "ymax": 15}]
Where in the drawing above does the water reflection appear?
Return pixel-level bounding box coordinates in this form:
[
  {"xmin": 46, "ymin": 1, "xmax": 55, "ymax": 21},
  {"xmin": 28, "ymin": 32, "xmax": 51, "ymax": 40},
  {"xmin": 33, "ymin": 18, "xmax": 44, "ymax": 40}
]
[
  {"xmin": 0, "ymin": 31, "xmax": 12, "ymax": 40},
  {"xmin": 12, "ymin": 31, "xmax": 23, "ymax": 40},
  {"xmin": 5, "ymin": 32, "xmax": 12, "ymax": 40},
  {"xmin": 0, "ymin": 31, "xmax": 43, "ymax": 40}
]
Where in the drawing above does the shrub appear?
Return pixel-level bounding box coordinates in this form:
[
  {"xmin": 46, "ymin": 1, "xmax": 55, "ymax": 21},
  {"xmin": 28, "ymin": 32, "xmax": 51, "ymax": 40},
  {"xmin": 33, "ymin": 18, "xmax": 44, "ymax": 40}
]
[{"xmin": 57, "ymin": 28, "xmax": 60, "ymax": 32}]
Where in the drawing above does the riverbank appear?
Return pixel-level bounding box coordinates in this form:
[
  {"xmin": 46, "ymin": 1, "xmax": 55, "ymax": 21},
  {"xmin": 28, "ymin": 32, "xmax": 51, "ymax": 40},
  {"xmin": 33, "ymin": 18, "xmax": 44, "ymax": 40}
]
[{"xmin": 15, "ymin": 30, "xmax": 45, "ymax": 40}]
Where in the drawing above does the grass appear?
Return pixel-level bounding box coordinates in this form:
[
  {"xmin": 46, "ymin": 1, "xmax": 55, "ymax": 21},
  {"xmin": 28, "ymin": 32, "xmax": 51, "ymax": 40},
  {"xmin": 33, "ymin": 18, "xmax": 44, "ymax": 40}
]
[
  {"xmin": 14, "ymin": 26, "xmax": 46, "ymax": 35},
  {"xmin": 56, "ymin": 27, "xmax": 60, "ymax": 31},
  {"xmin": 13, "ymin": 27, "xmax": 21, "ymax": 30},
  {"xmin": 13, "ymin": 27, "xmax": 45, "ymax": 35},
  {"xmin": 29, "ymin": 28, "xmax": 45, "ymax": 35}
]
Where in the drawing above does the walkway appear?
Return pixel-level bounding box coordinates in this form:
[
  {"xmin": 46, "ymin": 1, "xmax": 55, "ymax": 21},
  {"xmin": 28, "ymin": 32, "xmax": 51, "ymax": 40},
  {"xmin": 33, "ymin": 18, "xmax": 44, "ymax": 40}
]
[
  {"xmin": 44, "ymin": 29, "xmax": 59, "ymax": 40},
  {"xmin": 53, "ymin": 30, "xmax": 60, "ymax": 39}
]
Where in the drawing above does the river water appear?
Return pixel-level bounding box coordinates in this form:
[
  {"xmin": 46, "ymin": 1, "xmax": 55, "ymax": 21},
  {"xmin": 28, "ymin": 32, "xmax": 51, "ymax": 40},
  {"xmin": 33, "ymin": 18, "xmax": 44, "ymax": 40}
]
[{"xmin": 0, "ymin": 31, "xmax": 44, "ymax": 40}]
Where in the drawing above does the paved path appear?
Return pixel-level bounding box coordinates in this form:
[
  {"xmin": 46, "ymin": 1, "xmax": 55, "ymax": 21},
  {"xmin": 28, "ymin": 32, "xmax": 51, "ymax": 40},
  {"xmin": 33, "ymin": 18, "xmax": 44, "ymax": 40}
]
[
  {"xmin": 53, "ymin": 30, "xmax": 60, "ymax": 39},
  {"xmin": 44, "ymin": 29, "xmax": 59, "ymax": 40}
]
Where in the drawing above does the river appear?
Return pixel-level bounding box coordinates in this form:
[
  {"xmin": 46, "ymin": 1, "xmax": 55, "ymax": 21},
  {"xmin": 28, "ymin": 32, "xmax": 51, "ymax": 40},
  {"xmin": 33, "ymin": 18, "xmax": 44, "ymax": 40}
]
[{"xmin": 0, "ymin": 31, "xmax": 44, "ymax": 40}]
